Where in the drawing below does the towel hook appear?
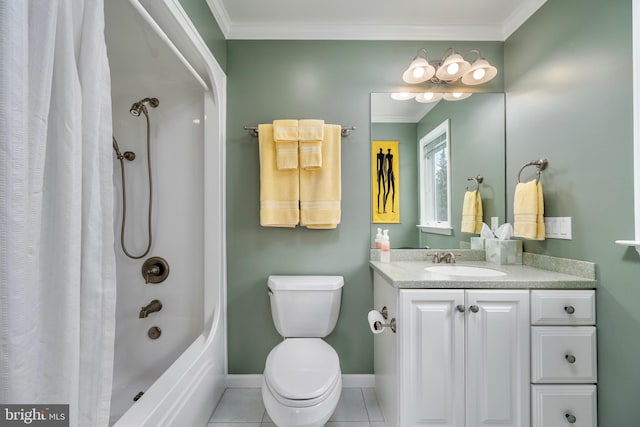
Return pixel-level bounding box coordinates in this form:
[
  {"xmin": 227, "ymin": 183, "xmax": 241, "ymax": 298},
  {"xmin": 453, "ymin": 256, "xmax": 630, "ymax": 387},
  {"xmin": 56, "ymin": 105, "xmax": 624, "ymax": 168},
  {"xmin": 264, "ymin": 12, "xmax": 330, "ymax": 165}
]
[
  {"xmin": 466, "ymin": 175, "xmax": 483, "ymax": 191},
  {"xmin": 517, "ymin": 158, "xmax": 548, "ymax": 183}
]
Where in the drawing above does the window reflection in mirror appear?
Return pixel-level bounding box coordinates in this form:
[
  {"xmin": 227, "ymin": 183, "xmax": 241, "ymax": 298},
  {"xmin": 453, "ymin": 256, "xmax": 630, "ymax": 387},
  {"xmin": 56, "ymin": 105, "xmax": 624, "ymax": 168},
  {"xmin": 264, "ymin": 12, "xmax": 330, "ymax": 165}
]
[{"xmin": 419, "ymin": 119, "xmax": 452, "ymax": 235}]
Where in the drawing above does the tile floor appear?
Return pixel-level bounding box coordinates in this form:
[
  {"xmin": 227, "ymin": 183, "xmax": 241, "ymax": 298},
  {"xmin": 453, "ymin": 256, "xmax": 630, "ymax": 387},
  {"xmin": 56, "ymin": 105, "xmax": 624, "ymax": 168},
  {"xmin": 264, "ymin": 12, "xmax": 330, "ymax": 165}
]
[{"xmin": 208, "ymin": 387, "xmax": 386, "ymax": 427}]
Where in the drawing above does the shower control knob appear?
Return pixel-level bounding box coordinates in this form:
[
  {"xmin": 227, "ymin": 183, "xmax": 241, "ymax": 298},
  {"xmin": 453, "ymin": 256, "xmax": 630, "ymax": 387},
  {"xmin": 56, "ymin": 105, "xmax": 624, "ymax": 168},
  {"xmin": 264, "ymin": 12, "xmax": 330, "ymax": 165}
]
[{"xmin": 142, "ymin": 256, "xmax": 170, "ymax": 284}]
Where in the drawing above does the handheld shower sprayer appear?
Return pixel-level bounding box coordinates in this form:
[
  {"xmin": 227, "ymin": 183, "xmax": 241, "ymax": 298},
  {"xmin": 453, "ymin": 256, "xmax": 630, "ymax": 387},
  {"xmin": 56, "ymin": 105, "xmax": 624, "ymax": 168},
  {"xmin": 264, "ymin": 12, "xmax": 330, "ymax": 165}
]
[
  {"xmin": 113, "ymin": 96, "xmax": 159, "ymax": 259},
  {"xmin": 130, "ymin": 97, "xmax": 159, "ymax": 117}
]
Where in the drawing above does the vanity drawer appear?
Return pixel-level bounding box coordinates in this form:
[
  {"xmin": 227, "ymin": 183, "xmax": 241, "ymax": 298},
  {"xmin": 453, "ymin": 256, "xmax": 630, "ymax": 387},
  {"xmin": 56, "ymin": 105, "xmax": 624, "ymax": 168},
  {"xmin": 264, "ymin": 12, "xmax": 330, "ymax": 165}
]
[
  {"xmin": 532, "ymin": 385, "xmax": 596, "ymax": 427},
  {"xmin": 531, "ymin": 290, "xmax": 595, "ymax": 325},
  {"xmin": 532, "ymin": 326, "xmax": 597, "ymax": 383}
]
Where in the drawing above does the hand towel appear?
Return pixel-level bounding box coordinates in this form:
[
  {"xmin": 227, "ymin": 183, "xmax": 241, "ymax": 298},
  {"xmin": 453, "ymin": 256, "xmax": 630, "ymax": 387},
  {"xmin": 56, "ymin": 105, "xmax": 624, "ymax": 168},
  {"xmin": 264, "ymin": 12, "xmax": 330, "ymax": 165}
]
[
  {"xmin": 273, "ymin": 119, "xmax": 298, "ymax": 170},
  {"xmin": 513, "ymin": 180, "xmax": 545, "ymax": 240},
  {"xmin": 300, "ymin": 124, "xmax": 341, "ymax": 229},
  {"xmin": 461, "ymin": 190, "xmax": 483, "ymax": 233},
  {"xmin": 299, "ymin": 119, "xmax": 324, "ymax": 170},
  {"xmin": 259, "ymin": 124, "xmax": 299, "ymax": 227}
]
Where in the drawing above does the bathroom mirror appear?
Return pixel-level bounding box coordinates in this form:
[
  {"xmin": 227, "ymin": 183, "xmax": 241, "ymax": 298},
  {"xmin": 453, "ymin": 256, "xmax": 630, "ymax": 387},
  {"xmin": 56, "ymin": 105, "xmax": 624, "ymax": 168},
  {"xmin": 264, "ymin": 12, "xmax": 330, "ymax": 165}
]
[{"xmin": 370, "ymin": 92, "xmax": 506, "ymax": 249}]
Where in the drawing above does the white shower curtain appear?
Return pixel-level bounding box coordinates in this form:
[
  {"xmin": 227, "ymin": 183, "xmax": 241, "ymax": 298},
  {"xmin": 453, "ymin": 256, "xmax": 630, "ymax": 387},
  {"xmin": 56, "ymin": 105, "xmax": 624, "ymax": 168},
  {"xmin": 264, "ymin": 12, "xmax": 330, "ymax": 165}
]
[{"xmin": 0, "ymin": 1, "xmax": 116, "ymax": 426}]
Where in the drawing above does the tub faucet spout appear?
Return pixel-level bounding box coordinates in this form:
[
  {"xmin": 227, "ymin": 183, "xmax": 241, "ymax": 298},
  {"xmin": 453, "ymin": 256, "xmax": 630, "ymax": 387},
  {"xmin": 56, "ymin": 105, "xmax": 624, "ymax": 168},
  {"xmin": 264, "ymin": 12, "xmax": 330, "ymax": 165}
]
[{"xmin": 139, "ymin": 299, "xmax": 162, "ymax": 318}]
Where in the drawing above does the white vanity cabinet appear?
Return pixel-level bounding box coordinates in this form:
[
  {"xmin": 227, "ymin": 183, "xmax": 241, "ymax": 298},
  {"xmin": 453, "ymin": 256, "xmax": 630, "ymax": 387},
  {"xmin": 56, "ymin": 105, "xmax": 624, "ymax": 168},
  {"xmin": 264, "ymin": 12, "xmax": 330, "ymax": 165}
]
[
  {"xmin": 399, "ymin": 289, "xmax": 530, "ymax": 427},
  {"xmin": 371, "ymin": 257, "xmax": 597, "ymax": 427},
  {"xmin": 530, "ymin": 290, "xmax": 597, "ymax": 427}
]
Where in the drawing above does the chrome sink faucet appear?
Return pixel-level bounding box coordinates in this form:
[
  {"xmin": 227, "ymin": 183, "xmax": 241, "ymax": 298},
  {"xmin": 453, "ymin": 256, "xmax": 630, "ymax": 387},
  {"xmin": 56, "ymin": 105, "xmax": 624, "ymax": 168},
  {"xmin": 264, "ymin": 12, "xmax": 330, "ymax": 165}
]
[{"xmin": 432, "ymin": 251, "xmax": 457, "ymax": 264}]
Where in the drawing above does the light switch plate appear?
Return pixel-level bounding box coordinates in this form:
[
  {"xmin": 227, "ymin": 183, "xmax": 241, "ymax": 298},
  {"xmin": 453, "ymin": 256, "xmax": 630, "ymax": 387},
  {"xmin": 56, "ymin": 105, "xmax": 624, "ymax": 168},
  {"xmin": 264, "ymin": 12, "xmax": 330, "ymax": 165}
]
[
  {"xmin": 544, "ymin": 217, "xmax": 572, "ymax": 239},
  {"xmin": 491, "ymin": 217, "xmax": 499, "ymax": 231}
]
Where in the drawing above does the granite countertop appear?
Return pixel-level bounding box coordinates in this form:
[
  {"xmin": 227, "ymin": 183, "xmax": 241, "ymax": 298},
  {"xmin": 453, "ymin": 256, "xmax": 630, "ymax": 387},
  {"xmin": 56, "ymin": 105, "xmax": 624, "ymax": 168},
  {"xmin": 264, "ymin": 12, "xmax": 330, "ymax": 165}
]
[{"xmin": 369, "ymin": 251, "xmax": 597, "ymax": 289}]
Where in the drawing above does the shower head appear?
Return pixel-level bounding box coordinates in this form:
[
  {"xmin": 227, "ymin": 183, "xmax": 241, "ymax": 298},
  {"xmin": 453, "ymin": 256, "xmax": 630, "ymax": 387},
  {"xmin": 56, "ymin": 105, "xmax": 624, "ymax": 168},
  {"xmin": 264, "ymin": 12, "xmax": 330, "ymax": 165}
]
[{"xmin": 130, "ymin": 97, "xmax": 159, "ymax": 117}]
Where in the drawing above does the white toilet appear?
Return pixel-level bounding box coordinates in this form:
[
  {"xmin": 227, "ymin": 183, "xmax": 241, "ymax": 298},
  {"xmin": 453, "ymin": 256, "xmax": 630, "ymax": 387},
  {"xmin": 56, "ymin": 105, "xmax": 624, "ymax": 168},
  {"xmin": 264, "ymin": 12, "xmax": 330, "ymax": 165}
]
[{"xmin": 262, "ymin": 275, "xmax": 344, "ymax": 427}]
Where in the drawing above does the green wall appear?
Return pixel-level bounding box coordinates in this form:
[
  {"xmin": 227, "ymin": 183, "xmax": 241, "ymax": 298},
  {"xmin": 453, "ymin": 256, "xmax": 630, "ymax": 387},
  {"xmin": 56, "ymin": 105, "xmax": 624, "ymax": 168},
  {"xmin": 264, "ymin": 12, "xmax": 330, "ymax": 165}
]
[
  {"xmin": 225, "ymin": 40, "xmax": 503, "ymax": 374},
  {"xmin": 504, "ymin": 0, "xmax": 637, "ymax": 424},
  {"xmin": 371, "ymin": 122, "xmax": 420, "ymax": 248}
]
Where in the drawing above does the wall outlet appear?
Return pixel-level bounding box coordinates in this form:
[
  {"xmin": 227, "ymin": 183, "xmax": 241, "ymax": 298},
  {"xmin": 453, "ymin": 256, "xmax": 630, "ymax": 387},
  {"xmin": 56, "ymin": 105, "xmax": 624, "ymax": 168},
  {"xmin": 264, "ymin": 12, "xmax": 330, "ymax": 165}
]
[{"xmin": 544, "ymin": 217, "xmax": 572, "ymax": 239}]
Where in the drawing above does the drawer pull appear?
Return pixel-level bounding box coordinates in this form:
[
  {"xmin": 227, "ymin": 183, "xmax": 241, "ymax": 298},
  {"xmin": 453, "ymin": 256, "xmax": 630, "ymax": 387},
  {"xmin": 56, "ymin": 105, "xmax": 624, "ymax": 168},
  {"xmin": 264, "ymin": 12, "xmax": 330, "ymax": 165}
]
[
  {"xmin": 565, "ymin": 354, "xmax": 576, "ymax": 364},
  {"xmin": 469, "ymin": 305, "xmax": 479, "ymax": 313},
  {"xmin": 564, "ymin": 305, "xmax": 576, "ymax": 314},
  {"xmin": 565, "ymin": 413, "xmax": 577, "ymax": 423},
  {"xmin": 456, "ymin": 304, "xmax": 466, "ymax": 313}
]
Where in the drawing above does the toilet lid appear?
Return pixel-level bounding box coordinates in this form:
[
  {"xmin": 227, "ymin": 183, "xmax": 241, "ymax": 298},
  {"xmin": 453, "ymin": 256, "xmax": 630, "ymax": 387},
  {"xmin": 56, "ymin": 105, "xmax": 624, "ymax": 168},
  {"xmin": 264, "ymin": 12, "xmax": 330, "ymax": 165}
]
[{"xmin": 265, "ymin": 338, "xmax": 340, "ymax": 401}]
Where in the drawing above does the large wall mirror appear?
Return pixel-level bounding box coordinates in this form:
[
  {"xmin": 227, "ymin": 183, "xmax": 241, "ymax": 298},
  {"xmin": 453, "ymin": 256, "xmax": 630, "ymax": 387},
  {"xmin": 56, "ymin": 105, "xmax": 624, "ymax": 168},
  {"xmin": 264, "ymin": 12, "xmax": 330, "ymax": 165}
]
[{"xmin": 370, "ymin": 92, "xmax": 506, "ymax": 249}]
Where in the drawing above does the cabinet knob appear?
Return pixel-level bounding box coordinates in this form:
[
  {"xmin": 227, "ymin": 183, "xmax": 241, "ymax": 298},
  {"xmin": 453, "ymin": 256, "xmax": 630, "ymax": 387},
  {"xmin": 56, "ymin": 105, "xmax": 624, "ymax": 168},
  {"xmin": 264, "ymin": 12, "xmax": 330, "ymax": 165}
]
[
  {"xmin": 456, "ymin": 304, "xmax": 466, "ymax": 313},
  {"xmin": 565, "ymin": 413, "xmax": 577, "ymax": 423},
  {"xmin": 564, "ymin": 305, "xmax": 576, "ymax": 314},
  {"xmin": 565, "ymin": 354, "xmax": 576, "ymax": 364},
  {"xmin": 469, "ymin": 305, "xmax": 479, "ymax": 313}
]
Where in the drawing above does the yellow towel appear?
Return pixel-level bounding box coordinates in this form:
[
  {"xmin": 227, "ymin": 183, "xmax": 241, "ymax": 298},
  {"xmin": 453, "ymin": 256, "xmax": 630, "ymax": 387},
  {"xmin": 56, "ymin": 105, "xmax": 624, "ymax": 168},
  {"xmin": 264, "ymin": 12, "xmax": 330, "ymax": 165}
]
[
  {"xmin": 299, "ymin": 119, "xmax": 324, "ymax": 169},
  {"xmin": 259, "ymin": 124, "xmax": 299, "ymax": 227},
  {"xmin": 300, "ymin": 124, "xmax": 341, "ymax": 229},
  {"xmin": 273, "ymin": 120, "xmax": 298, "ymax": 170},
  {"xmin": 461, "ymin": 190, "xmax": 483, "ymax": 233},
  {"xmin": 513, "ymin": 180, "xmax": 545, "ymax": 240}
]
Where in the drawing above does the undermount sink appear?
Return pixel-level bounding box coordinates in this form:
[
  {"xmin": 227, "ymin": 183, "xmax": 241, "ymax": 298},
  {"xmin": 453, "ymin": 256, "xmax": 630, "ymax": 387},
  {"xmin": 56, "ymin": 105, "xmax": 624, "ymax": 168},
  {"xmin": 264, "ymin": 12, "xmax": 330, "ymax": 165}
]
[{"xmin": 424, "ymin": 265, "xmax": 507, "ymax": 277}]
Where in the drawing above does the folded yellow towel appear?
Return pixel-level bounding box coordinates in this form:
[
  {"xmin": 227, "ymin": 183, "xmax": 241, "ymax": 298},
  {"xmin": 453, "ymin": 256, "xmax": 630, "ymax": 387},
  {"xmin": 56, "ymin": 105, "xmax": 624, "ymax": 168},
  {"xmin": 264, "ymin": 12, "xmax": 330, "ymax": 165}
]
[
  {"xmin": 513, "ymin": 180, "xmax": 545, "ymax": 240},
  {"xmin": 300, "ymin": 124, "xmax": 341, "ymax": 229},
  {"xmin": 273, "ymin": 120, "xmax": 298, "ymax": 170},
  {"xmin": 461, "ymin": 190, "xmax": 483, "ymax": 233},
  {"xmin": 299, "ymin": 119, "xmax": 324, "ymax": 170},
  {"xmin": 259, "ymin": 124, "xmax": 299, "ymax": 227}
]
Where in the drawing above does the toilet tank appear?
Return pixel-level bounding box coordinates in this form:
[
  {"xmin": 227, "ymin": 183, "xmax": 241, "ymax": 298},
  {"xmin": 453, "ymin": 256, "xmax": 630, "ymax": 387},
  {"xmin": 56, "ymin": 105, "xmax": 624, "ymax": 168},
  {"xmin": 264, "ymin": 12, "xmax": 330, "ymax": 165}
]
[{"xmin": 267, "ymin": 275, "xmax": 344, "ymax": 338}]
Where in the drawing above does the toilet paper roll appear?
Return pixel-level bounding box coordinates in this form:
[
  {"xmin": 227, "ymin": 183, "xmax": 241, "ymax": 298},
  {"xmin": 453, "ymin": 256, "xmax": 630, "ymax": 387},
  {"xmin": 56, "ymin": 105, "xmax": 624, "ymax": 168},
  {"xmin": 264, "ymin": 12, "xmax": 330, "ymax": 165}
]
[{"xmin": 367, "ymin": 310, "xmax": 385, "ymax": 334}]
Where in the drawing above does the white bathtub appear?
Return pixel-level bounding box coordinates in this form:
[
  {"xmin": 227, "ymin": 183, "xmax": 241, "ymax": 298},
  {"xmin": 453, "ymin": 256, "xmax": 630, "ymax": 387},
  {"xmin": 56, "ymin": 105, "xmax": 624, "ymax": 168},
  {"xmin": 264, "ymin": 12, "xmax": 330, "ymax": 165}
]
[{"xmin": 105, "ymin": 1, "xmax": 227, "ymax": 425}]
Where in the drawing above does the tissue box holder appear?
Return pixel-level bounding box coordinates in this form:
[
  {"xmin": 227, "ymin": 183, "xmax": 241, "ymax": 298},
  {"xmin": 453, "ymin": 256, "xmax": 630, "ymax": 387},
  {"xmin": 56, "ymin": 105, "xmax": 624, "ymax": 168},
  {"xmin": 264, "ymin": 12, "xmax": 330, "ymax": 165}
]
[
  {"xmin": 485, "ymin": 239, "xmax": 522, "ymax": 265},
  {"xmin": 470, "ymin": 237, "xmax": 485, "ymax": 250}
]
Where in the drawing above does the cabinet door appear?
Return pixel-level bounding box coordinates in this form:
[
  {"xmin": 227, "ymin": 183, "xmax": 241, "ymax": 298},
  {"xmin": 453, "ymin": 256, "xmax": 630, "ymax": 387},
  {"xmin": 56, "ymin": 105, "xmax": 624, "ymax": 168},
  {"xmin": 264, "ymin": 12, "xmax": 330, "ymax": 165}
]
[
  {"xmin": 465, "ymin": 290, "xmax": 530, "ymax": 427},
  {"xmin": 399, "ymin": 290, "xmax": 465, "ymax": 427}
]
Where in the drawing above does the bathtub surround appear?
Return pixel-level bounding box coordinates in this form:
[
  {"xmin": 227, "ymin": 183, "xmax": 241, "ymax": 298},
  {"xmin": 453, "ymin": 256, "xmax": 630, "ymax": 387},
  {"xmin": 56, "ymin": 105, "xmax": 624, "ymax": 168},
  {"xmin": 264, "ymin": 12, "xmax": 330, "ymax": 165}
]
[{"xmin": 0, "ymin": 1, "xmax": 116, "ymax": 426}]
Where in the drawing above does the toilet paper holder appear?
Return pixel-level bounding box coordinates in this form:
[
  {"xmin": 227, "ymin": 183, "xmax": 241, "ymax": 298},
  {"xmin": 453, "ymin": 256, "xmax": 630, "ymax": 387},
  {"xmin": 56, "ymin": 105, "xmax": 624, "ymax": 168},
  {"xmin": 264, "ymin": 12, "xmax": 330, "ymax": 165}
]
[{"xmin": 374, "ymin": 306, "xmax": 397, "ymax": 333}]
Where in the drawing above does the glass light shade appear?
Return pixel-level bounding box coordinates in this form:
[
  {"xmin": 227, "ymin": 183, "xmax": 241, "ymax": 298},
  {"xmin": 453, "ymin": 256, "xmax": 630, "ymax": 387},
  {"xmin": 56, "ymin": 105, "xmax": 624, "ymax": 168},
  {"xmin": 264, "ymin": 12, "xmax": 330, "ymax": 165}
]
[
  {"xmin": 461, "ymin": 58, "xmax": 498, "ymax": 85},
  {"xmin": 402, "ymin": 57, "xmax": 436, "ymax": 84},
  {"xmin": 435, "ymin": 53, "xmax": 470, "ymax": 82},
  {"xmin": 415, "ymin": 92, "xmax": 443, "ymax": 103},
  {"xmin": 390, "ymin": 92, "xmax": 415, "ymax": 101},
  {"xmin": 443, "ymin": 92, "xmax": 472, "ymax": 101}
]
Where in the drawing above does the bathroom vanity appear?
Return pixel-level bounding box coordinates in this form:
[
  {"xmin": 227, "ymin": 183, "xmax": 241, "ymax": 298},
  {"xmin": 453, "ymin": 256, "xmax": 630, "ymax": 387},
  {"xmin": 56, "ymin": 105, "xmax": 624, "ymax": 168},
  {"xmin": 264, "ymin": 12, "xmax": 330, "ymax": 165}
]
[{"xmin": 370, "ymin": 250, "xmax": 597, "ymax": 427}]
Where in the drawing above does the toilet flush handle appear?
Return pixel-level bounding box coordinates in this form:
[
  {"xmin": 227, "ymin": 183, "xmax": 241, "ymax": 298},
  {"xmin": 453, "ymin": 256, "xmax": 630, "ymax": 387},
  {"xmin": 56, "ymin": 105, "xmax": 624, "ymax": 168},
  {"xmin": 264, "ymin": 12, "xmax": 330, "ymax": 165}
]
[{"xmin": 267, "ymin": 286, "xmax": 274, "ymax": 296}]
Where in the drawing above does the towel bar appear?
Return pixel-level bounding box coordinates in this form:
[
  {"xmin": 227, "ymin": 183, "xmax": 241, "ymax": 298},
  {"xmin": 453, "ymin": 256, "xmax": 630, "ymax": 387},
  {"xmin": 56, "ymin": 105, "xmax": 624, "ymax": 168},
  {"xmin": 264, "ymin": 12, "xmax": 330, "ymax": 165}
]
[
  {"xmin": 517, "ymin": 158, "xmax": 548, "ymax": 183},
  {"xmin": 244, "ymin": 125, "xmax": 355, "ymax": 138}
]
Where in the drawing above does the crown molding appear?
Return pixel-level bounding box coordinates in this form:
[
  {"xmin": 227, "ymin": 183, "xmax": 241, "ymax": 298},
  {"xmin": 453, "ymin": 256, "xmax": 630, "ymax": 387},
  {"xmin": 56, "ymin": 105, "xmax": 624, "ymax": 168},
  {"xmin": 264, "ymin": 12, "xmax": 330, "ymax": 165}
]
[
  {"xmin": 206, "ymin": 0, "xmax": 231, "ymax": 36},
  {"xmin": 223, "ymin": 23, "xmax": 505, "ymax": 41},
  {"xmin": 501, "ymin": 0, "xmax": 547, "ymax": 39},
  {"xmin": 206, "ymin": 0, "xmax": 547, "ymax": 41}
]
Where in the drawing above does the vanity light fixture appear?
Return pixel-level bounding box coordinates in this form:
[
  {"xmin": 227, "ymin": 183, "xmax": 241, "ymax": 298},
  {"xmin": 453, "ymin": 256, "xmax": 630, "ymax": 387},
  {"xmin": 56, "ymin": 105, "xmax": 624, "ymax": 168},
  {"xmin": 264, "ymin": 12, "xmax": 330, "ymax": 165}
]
[{"xmin": 401, "ymin": 48, "xmax": 497, "ymax": 101}]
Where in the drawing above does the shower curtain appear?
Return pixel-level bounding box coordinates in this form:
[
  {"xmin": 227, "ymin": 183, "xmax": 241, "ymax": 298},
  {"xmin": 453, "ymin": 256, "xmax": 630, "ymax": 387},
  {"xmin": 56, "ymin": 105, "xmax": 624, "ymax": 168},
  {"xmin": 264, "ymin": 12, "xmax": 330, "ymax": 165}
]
[{"xmin": 0, "ymin": 1, "xmax": 116, "ymax": 426}]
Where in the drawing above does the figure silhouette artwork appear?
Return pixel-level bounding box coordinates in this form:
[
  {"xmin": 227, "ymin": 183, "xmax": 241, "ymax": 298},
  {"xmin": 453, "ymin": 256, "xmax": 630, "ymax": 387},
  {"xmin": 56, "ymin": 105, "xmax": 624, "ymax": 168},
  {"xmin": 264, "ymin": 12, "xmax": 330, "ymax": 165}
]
[{"xmin": 372, "ymin": 141, "xmax": 399, "ymax": 223}]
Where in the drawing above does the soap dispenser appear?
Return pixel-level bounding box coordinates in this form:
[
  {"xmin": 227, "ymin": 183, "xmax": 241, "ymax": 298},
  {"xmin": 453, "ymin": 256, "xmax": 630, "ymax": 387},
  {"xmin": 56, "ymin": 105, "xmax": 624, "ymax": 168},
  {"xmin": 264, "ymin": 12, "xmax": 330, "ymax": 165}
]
[
  {"xmin": 380, "ymin": 229, "xmax": 391, "ymax": 263},
  {"xmin": 375, "ymin": 228, "xmax": 383, "ymax": 249}
]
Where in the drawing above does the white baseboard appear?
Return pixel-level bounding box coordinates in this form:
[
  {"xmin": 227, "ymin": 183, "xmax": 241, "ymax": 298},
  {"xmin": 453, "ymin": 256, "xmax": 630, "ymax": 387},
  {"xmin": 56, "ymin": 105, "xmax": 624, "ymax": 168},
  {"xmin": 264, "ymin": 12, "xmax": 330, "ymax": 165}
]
[{"xmin": 226, "ymin": 374, "xmax": 374, "ymax": 388}]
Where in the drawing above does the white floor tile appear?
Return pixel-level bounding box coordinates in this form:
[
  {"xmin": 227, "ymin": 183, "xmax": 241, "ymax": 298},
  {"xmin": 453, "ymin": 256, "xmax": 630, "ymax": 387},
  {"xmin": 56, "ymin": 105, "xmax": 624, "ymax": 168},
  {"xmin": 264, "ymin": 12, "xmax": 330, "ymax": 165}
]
[
  {"xmin": 370, "ymin": 422, "xmax": 387, "ymax": 427},
  {"xmin": 325, "ymin": 423, "xmax": 371, "ymax": 427},
  {"xmin": 209, "ymin": 388, "xmax": 265, "ymax": 423},
  {"xmin": 362, "ymin": 388, "xmax": 384, "ymax": 422},
  {"xmin": 328, "ymin": 389, "xmax": 369, "ymax": 422},
  {"xmin": 208, "ymin": 424, "xmax": 261, "ymax": 427}
]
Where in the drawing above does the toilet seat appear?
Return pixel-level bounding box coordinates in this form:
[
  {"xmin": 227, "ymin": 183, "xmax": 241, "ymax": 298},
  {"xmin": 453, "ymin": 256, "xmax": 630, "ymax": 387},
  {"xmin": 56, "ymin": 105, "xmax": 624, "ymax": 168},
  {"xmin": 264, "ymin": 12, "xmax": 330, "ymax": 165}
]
[{"xmin": 264, "ymin": 338, "xmax": 340, "ymax": 408}]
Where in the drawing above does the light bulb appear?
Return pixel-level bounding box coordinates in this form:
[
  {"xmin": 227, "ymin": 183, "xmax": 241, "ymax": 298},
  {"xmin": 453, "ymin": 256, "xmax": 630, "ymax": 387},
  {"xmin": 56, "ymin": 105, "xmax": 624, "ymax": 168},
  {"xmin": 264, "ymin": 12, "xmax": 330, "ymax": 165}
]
[
  {"xmin": 452, "ymin": 92, "xmax": 463, "ymax": 99},
  {"xmin": 472, "ymin": 68, "xmax": 486, "ymax": 80},
  {"xmin": 446, "ymin": 62, "xmax": 459, "ymax": 75},
  {"xmin": 413, "ymin": 67, "xmax": 425, "ymax": 79},
  {"xmin": 423, "ymin": 92, "xmax": 435, "ymax": 101}
]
